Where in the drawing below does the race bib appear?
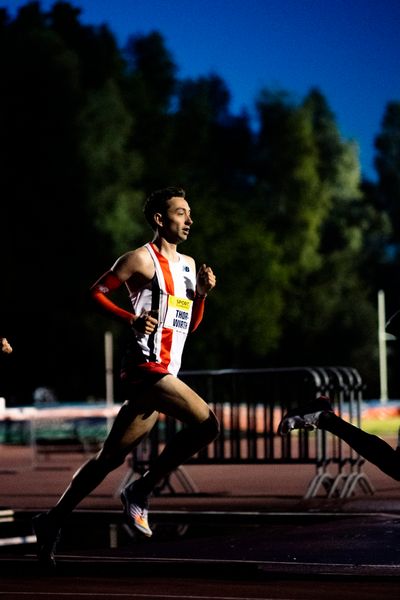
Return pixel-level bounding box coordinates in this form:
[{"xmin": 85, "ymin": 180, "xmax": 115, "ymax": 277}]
[{"xmin": 164, "ymin": 295, "xmax": 193, "ymax": 332}]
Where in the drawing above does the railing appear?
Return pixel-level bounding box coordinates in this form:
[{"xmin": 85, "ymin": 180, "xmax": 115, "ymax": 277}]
[
  {"xmin": 29, "ymin": 406, "xmax": 109, "ymax": 467},
  {"xmin": 128, "ymin": 366, "xmax": 374, "ymax": 498}
]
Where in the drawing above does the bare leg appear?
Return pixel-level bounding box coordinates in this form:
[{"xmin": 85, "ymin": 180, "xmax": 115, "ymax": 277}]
[
  {"xmin": 129, "ymin": 375, "xmax": 219, "ymax": 494},
  {"xmin": 320, "ymin": 411, "xmax": 400, "ymax": 481},
  {"xmin": 32, "ymin": 393, "xmax": 161, "ymax": 566},
  {"xmin": 48, "ymin": 374, "xmax": 218, "ymax": 522},
  {"xmin": 33, "ymin": 374, "xmax": 219, "ymax": 564},
  {"xmin": 48, "ymin": 400, "xmax": 159, "ymax": 525}
]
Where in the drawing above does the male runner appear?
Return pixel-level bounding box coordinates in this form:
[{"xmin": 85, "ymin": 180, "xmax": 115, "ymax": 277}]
[
  {"xmin": 33, "ymin": 187, "xmax": 219, "ymax": 567},
  {"xmin": 278, "ymin": 309, "xmax": 400, "ymax": 481}
]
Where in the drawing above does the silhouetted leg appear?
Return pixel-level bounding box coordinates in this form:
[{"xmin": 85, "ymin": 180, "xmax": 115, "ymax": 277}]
[{"xmin": 320, "ymin": 411, "xmax": 400, "ymax": 481}]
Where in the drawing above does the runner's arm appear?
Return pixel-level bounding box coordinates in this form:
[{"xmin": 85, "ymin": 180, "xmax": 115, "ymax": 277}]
[
  {"xmin": 190, "ymin": 295, "xmax": 206, "ymax": 333},
  {"xmin": 190, "ymin": 264, "xmax": 216, "ymax": 333},
  {"xmin": 90, "ymin": 270, "xmax": 134, "ymax": 325},
  {"xmin": 90, "ymin": 249, "xmax": 158, "ymax": 334}
]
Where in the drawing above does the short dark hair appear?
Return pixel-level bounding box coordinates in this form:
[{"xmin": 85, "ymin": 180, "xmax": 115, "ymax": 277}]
[{"xmin": 143, "ymin": 187, "xmax": 186, "ymax": 230}]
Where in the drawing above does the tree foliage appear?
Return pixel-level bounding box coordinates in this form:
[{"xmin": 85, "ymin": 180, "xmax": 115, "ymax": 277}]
[
  {"xmin": 375, "ymin": 102, "xmax": 400, "ymax": 245},
  {"xmin": 0, "ymin": 1, "xmax": 397, "ymax": 402}
]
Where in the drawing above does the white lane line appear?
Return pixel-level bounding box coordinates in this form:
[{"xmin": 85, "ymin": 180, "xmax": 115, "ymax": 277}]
[{"xmin": 0, "ymin": 535, "xmax": 36, "ymax": 546}]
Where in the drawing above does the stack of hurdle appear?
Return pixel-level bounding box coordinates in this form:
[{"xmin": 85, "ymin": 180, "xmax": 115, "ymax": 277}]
[{"xmin": 126, "ymin": 366, "xmax": 374, "ymax": 499}]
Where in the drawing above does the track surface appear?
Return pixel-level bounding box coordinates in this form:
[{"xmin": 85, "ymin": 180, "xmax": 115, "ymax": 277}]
[{"xmin": 1, "ymin": 445, "xmax": 400, "ymax": 598}]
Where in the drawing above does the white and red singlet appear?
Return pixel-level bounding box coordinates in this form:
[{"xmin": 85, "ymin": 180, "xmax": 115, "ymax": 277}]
[{"xmin": 127, "ymin": 242, "xmax": 196, "ymax": 377}]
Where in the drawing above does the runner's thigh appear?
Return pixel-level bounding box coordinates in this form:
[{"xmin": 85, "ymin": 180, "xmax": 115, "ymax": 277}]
[
  {"xmin": 102, "ymin": 397, "xmax": 159, "ymax": 454},
  {"xmin": 149, "ymin": 375, "xmax": 211, "ymax": 424}
]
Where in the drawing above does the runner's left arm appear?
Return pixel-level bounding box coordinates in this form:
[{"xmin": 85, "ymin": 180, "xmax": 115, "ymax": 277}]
[{"xmin": 190, "ymin": 264, "xmax": 216, "ymax": 333}]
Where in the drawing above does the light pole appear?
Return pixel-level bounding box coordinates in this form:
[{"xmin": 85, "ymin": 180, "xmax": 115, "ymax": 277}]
[
  {"xmin": 104, "ymin": 331, "xmax": 114, "ymax": 431},
  {"xmin": 378, "ymin": 290, "xmax": 389, "ymax": 403}
]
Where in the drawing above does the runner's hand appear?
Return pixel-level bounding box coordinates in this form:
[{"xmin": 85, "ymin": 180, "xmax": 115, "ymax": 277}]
[
  {"xmin": 0, "ymin": 338, "xmax": 12, "ymax": 354},
  {"xmin": 131, "ymin": 310, "xmax": 158, "ymax": 335},
  {"xmin": 196, "ymin": 264, "xmax": 216, "ymax": 296}
]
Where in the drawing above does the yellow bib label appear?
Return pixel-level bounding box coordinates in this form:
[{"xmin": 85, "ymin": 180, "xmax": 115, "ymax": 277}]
[
  {"xmin": 164, "ymin": 295, "xmax": 193, "ymax": 332},
  {"xmin": 168, "ymin": 296, "xmax": 192, "ymax": 311}
]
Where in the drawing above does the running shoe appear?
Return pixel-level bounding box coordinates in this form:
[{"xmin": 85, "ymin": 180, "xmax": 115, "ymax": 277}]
[
  {"xmin": 32, "ymin": 512, "xmax": 61, "ymax": 568},
  {"xmin": 278, "ymin": 396, "xmax": 333, "ymax": 436},
  {"xmin": 121, "ymin": 481, "xmax": 152, "ymax": 537}
]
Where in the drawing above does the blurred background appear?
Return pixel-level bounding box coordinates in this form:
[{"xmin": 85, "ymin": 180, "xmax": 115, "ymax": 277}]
[{"xmin": 1, "ymin": 0, "xmax": 399, "ymax": 405}]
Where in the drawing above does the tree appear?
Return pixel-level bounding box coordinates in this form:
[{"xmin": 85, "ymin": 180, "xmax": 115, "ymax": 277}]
[
  {"xmin": 78, "ymin": 81, "xmax": 145, "ymax": 256},
  {"xmin": 251, "ymin": 89, "xmax": 384, "ymax": 394},
  {"xmin": 122, "ymin": 32, "xmax": 177, "ymax": 190},
  {"xmin": 373, "ymin": 101, "xmax": 400, "ymax": 396},
  {"xmin": 183, "ymin": 193, "xmax": 286, "ymax": 368},
  {"xmin": 1, "ymin": 2, "xmax": 392, "ymax": 401},
  {"xmin": 172, "ymin": 74, "xmax": 253, "ymax": 191},
  {"xmin": 254, "ymin": 91, "xmax": 330, "ymax": 279},
  {"xmin": 0, "ymin": 2, "xmax": 141, "ymax": 401},
  {"xmin": 375, "ymin": 102, "xmax": 400, "ymax": 248}
]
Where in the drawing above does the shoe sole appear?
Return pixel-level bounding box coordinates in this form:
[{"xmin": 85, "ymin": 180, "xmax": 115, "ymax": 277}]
[{"xmin": 278, "ymin": 398, "xmax": 333, "ymax": 436}]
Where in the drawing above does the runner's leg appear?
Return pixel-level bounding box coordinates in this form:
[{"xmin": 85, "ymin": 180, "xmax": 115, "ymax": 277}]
[
  {"xmin": 33, "ymin": 391, "xmax": 161, "ymax": 564},
  {"xmin": 47, "ymin": 398, "xmax": 159, "ymax": 524},
  {"xmin": 128, "ymin": 374, "xmax": 219, "ymax": 494},
  {"xmin": 320, "ymin": 411, "xmax": 400, "ymax": 481}
]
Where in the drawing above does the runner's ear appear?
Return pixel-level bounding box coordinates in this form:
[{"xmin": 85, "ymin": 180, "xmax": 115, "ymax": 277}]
[{"xmin": 154, "ymin": 212, "xmax": 163, "ymax": 227}]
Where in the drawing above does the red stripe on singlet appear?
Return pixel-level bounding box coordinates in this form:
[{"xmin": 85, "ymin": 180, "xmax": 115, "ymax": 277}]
[{"xmin": 150, "ymin": 244, "xmax": 174, "ymax": 368}]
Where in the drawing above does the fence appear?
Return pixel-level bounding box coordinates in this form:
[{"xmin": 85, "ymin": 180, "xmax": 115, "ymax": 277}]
[
  {"xmin": 127, "ymin": 366, "xmax": 374, "ymax": 498},
  {"xmin": 29, "ymin": 405, "xmax": 112, "ymax": 467}
]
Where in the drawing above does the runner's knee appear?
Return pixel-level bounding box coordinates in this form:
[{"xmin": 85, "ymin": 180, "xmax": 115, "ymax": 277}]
[{"xmin": 199, "ymin": 411, "xmax": 220, "ymax": 443}]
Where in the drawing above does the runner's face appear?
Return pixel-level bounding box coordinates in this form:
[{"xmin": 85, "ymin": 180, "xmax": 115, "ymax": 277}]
[{"xmin": 162, "ymin": 197, "xmax": 193, "ymax": 243}]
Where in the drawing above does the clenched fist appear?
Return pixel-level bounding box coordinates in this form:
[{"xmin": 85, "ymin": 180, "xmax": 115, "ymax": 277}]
[
  {"xmin": 132, "ymin": 310, "xmax": 158, "ymax": 335},
  {"xmin": 196, "ymin": 264, "xmax": 216, "ymax": 297}
]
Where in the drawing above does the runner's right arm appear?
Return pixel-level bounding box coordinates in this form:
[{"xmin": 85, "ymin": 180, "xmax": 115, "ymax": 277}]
[{"xmin": 90, "ymin": 248, "xmax": 158, "ymax": 335}]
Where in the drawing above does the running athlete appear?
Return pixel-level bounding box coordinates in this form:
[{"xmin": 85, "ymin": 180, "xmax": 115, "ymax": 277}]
[
  {"xmin": 33, "ymin": 187, "xmax": 219, "ymax": 567},
  {"xmin": 278, "ymin": 309, "xmax": 400, "ymax": 481}
]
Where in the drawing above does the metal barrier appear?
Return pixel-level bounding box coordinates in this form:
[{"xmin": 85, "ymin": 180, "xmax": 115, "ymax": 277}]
[
  {"xmin": 124, "ymin": 366, "xmax": 374, "ymax": 498},
  {"xmin": 30, "ymin": 408, "xmax": 104, "ymax": 468}
]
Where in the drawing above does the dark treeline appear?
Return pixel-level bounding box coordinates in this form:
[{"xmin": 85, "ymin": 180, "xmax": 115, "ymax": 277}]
[{"xmin": 1, "ymin": 1, "xmax": 399, "ymax": 403}]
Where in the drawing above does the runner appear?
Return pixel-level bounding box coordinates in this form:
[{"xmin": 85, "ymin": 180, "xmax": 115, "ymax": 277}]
[{"xmin": 33, "ymin": 187, "xmax": 219, "ymax": 567}]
